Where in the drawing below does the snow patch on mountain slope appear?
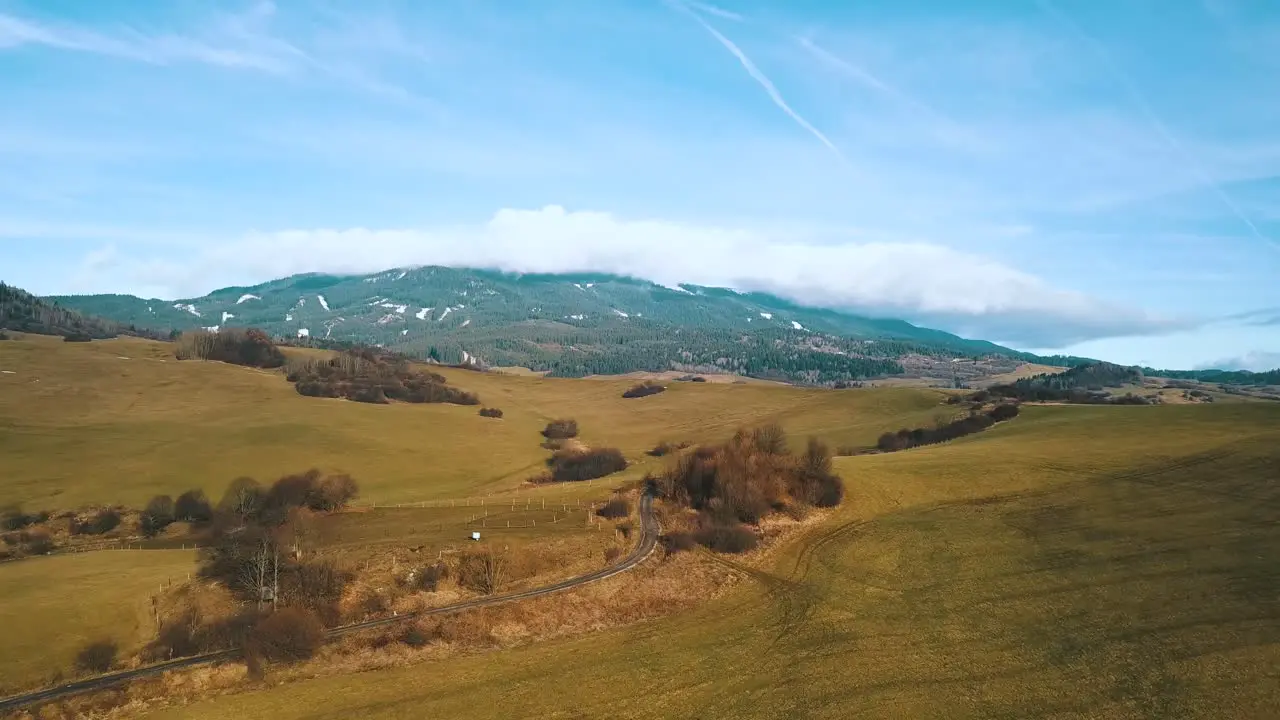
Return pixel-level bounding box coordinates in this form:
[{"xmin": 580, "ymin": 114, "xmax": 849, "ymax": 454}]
[
  {"xmin": 236, "ymin": 294, "xmax": 260, "ymax": 304},
  {"xmin": 317, "ymin": 295, "xmax": 330, "ymax": 311}
]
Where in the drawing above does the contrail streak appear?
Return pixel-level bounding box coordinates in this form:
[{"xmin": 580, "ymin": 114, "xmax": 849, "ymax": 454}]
[{"xmin": 667, "ymin": 0, "xmax": 845, "ymax": 162}]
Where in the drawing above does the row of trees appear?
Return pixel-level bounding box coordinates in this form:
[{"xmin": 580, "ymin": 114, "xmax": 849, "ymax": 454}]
[
  {"xmin": 287, "ymin": 347, "xmax": 480, "ymax": 406},
  {"xmin": 174, "ymin": 328, "xmax": 286, "ymax": 368},
  {"xmin": 876, "ymin": 404, "xmax": 1019, "ymax": 452}
]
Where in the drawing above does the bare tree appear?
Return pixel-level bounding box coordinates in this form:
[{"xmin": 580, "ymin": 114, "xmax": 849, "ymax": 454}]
[{"xmin": 238, "ymin": 534, "xmax": 280, "ymax": 611}]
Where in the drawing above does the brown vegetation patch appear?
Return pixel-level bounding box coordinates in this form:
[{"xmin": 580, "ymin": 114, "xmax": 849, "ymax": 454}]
[{"xmin": 287, "ymin": 348, "xmax": 480, "ymax": 406}]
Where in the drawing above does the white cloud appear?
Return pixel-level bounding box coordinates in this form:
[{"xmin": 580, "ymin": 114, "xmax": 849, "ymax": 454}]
[
  {"xmin": 1197, "ymin": 350, "xmax": 1280, "ymax": 372},
  {"xmin": 74, "ymin": 205, "xmax": 1177, "ymax": 347}
]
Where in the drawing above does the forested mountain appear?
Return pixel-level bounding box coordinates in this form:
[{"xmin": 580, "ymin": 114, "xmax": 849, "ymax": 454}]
[
  {"xmin": 0, "ymin": 282, "xmax": 160, "ymax": 340},
  {"xmin": 48, "ymin": 266, "xmax": 1075, "ymax": 384}
]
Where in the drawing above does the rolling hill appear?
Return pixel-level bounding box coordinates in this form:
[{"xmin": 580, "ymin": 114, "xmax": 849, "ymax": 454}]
[{"xmin": 45, "ymin": 267, "xmax": 1082, "ymax": 385}]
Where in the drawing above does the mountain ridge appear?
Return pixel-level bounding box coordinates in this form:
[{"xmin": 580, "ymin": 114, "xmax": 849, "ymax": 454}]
[
  {"xmin": 41, "ymin": 266, "xmax": 1087, "ymax": 385},
  {"xmin": 27, "ymin": 266, "xmax": 1279, "ymax": 384}
]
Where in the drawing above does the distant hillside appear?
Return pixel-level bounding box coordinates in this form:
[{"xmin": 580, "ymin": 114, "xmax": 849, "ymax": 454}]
[
  {"xmin": 0, "ymin": 282, "xmax": 162, "ymax": 341},
  {"xmin": 49, "ymin": 266, "xmax": 1078, "ymax": 385},
  {"xmin": 1144, "ymin": 367, "xmax": 1280, "ymax": 387},
  {"xmin": 987, "ymin": 362, "xmax": 1147, "ymax": 403}
]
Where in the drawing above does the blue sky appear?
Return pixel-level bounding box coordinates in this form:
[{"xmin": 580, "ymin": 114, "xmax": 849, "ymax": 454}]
[{"xmin": 1, "ymin": 0, "xmax": 1277, "ymax": 370}]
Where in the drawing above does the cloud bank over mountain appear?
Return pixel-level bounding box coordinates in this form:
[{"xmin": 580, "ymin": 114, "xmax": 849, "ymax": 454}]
[{"xmin": 69, "ymin": 205, "xmax": 1182, "ymax": 349}]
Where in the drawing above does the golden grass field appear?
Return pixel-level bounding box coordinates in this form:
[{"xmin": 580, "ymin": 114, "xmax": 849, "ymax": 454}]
[
  {"xmin": 137, "ymin": 401, "xmax": 1280, "ymax": 720},
  {"xmin": 0, "ymin": 550, "xmax": 196, "ymax": 694},
  {"xmin": 3, "ymin": 334, "xmax": 1279, "ymax": 718},
  {"xmin": 0, "ymin": 335, "xmax": 945, "ymax": 510}
]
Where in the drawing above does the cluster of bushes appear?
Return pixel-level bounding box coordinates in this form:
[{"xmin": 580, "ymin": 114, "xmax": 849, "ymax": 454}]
[
  {"xmin": 189, "ymin": 473, "xmax": 360, "ymax": 635},
  {"xmin": 1, "ymin": 506, "xmax": 50, "ymax": 531},
  {"xmin": 0, "ymin": 527, "xmax": 54, "ymax": 558},
  {"xmin": 876, "ymin": 404, "xmax": 1019, "ymax": 452},
  {"xmin": 541, "ymin": 419, "xmax": 579, "ymax": 439},
  {"xmin": 647, "ymin": 440, "xmax": 690, "ymax": 457},
  {"xmin": 71, "ymin": 508, "xmax": 122, "ymax": 536},
  {"xmin": 288, "ymin": 348, "xmax": 480, "ymax": 406},
  {"xmin": 148, "ymin": 602, "xmax": 330, "ymax": 667},
  {"xmin": 622, "ymin": 381, "xmax": 666, "ymax": 399},
  {"xmin": 210, "ymin": 470, "xmax": 358, "ymax": 529},
  {"xmin": 675, "ymin": 375, "xmax": 707, "ymax": 383},
  {"xmin": 652, "ymin": 424, "xmax": 844, "ymax": 554},
  {"xmin": 478, "ymin": 407, "xmax": 504, "ymax": 418},
  {"xmin": 62, "ymin": 332, "xmax": 94, "ymax": 343},
  {"xmin": 175, "ymin": 328, "xmax": 286, "ymax": 368},
  {"xmin": 536, "ymin": 447, "xmax": 629, "ymax": 483}
]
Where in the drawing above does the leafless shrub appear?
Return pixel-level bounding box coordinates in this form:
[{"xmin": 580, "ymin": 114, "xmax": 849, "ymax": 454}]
[
  {"xmin": 622, "ymin": 381, "xmax": 666, "ymax": 399},
  {"xmin": 456, "ymin": 548, "xmax": 507, "ymax": 595},
  {"xmin": 245, "ymin": 607, "xmax": 325, "ymax": 664},
  {"xmin": 547, "ymin": 447, "xmax": 627, "ymax": 482},
  {"xmin": 694, "ymin": 522, "xmax": 758, "ymax": 553},
  {"xmin": 541, "ymin": 419, "xmax": 579, "ymax": 439},
  {"xmin": 75, "ymin": 639, "xmax": 119, "ymax": 674},
  {"xmin": 595, "ymin": 497, "xmax": 631, "ymax": 519},
  {"xmin": 660, "ymin": 532, "xmax": 697, "ymax": 554}
]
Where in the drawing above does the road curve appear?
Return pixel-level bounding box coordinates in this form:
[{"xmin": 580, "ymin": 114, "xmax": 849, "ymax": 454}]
[{"xmin": 0, "ymin": 492, "xmax": 659, "ymax": 715}]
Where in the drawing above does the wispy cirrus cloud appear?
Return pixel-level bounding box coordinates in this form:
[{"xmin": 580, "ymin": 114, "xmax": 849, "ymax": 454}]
[
  {"xmin": 0, "ymin": 6, "xmax": 299, "ymax": 73},
  {"xmin": 1036, "ymin": 0, "xmax": 1277, "ymax": 252}
]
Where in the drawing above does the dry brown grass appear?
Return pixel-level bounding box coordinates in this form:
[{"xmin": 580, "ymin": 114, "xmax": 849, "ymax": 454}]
[{"xmin": 14, "ymin": 545, "xmax": 740, "ymax": 720}]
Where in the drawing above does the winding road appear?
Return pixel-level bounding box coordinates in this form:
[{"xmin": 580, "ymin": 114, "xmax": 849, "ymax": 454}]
[{"xmin": 0, "ymin": 492, "xmax": 659, "ymax": 714}]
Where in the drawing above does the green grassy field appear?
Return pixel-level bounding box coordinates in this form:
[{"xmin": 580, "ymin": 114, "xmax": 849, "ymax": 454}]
[
  {"xmin": 141, "ymin": 402, "xmax": 1280, "ymax": 719},
  {"xmin": 0, "ymin": 550, "xmax": 197, "ymax": 694},
  {"xmin": 0, "ymin": 335, "xmax": 944, "ymax": 510}
]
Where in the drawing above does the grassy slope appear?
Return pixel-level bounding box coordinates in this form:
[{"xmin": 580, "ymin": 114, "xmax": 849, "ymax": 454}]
[
  {"xmin": 0, "ymin": 550, "xmax": 196, "ymax": 694},
  {"xmin": 147, "ymin": 402, "xmax": 1280, "ymax": 720},
  {"xmin": 0, "ymin": 335, "xmax": 943, "ymax": 510}
]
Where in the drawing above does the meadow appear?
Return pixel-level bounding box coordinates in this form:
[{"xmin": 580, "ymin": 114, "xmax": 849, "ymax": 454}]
[
  {"xmin": 3, "ymin": 333, "xmax": 1278, "ymax": 718},
  {"xmin": 136, "ymin": 401, "xmax": 1280, "ymax": 720},
  {"xmin": 0, "ymin": 550, "xmax": 196, "ymax": 694},
  {"xmin": 0, "ymin": 334, "xmax": 944, "ymax": 510}
]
